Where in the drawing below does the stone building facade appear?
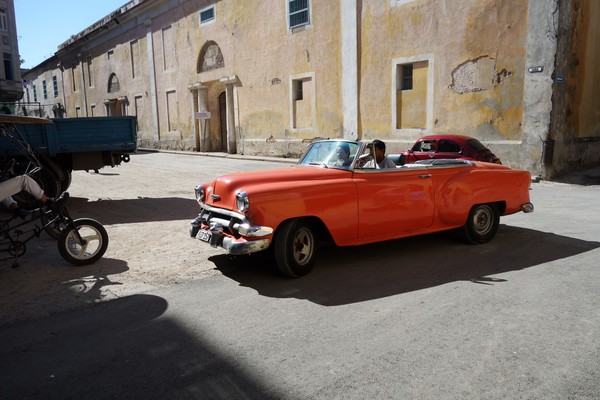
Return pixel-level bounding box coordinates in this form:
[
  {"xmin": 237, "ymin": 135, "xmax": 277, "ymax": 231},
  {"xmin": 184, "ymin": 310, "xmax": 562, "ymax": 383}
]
[
  {"xmin": 0, "ymin": 0, "xmax": 22, "ymax": 106},
  {"xmin": 18, "ymin": 0, "xmax": 600, "ymax": 179}
]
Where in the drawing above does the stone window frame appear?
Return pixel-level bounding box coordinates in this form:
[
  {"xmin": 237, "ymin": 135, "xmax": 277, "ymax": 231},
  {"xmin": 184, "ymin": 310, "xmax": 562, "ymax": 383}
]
[
  {"xmin": 391, "ymin": 0, "xmax": 418, "ymax": 6},
  {"xmin": 391, "ymin": 54, "xmax": 435, "ymax": 137},
  {"xmin": 42, "ymin": 80, "xmax": 48, "ymax": 99},
  {"xmin": 289, "ymin": 71, "xmax": 316, "ymax": 132}
]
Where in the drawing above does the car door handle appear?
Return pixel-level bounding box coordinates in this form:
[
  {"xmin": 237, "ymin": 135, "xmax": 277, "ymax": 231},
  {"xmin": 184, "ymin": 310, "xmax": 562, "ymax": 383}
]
[{"xmin": 419, "ymin": 174, "xmax": 432, "ymax": 179}]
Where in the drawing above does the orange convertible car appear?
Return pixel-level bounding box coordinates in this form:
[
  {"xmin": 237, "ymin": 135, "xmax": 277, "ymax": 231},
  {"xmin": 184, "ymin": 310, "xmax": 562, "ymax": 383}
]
[{"xmin": 190, "ymin": 140, "xmax": 533, "ymax": 278}]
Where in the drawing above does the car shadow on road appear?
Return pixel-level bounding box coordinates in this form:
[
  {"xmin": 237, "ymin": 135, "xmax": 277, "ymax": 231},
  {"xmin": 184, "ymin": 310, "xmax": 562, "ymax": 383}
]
[
  {"xmin": 64, "ymin": 196, "xmax": 197, "ymax": 224},
  {"xmin": 212, "ymin": 225, "xmax": 600, "ymax": 306}
]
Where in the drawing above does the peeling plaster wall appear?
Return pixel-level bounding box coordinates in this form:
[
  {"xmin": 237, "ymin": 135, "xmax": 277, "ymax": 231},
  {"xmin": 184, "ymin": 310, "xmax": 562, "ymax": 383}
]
[{"xmin": 359, "ymin": 0, "xmax": 531, "ymax": 167}]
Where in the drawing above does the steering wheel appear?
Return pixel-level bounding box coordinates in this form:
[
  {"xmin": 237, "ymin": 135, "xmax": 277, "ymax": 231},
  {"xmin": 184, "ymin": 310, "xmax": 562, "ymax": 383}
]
[{"xmin": 0, "ymin": 158, "xmax": 16, "ymax": 181}]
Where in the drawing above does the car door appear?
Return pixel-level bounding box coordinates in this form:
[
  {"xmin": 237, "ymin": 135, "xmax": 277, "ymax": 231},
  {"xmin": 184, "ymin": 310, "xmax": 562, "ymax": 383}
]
[{"xmin": 353, "ymin": 168, "xmax": 435, "ymax": 240}]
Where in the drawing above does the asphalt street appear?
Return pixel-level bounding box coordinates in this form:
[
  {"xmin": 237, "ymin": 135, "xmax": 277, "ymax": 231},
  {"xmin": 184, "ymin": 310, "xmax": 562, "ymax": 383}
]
[{"xmin": 1, "ymin": 152, "xmax": 599, "ymax": 399}]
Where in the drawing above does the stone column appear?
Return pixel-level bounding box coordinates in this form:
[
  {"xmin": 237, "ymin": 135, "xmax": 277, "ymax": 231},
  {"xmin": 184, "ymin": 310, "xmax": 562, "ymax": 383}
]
[
  {"xmin": 219, "ymin": 75, "xmax": 240, "ymax": 154},
  {"xmin": 118, "ymin": 96, "xmax": 129, "ymax": 115},
  {"xmin": 145, "ymin": 18, "xmax": 160, "ymax": 141},
  {"xmin": 187, "ymin": 82, "xmax": 209, "ymax": 151}
]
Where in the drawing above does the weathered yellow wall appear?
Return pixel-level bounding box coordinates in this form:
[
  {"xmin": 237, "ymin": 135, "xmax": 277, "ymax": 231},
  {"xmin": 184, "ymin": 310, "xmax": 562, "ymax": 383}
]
[
  {"xmin": 360, "ymin": 0, "xmax": 528, "ymax": 141},
  {"xmin": 575, "ymin": 0, "xmax": 600, "ymax": 137}
]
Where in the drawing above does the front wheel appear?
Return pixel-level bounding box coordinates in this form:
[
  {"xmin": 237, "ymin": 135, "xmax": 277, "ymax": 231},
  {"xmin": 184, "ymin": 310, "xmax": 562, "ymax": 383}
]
[
  {"xmin": 462, "ymin": 203, "xmax": 499, "ymax": 244},
  {"xmin": 273, "ymin": 219, "xmax": 318, "ymax": 278},
  {"xmin": 58, "ymin": 218, "xmax": 109, "ymax": 266}
]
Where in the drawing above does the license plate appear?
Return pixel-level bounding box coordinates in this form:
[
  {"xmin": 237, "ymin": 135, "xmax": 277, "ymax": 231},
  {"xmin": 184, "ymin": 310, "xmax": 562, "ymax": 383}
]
[{"xmin": 196, "ymin": 230, "xmax": 211, "ymax": 242}]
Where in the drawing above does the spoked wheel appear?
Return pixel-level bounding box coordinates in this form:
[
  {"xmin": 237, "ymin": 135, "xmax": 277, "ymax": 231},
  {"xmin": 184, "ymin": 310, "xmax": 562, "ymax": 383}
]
[
  {"xmin": 58, "ymin": 218, "xmax": 109, "ymax": 266},
  {"xmin": 462, "ymin": 203, "xmax": 500, "ymax": 244},
  {"xmin": 273, "ymin": 219, "xmax": 318, "ymax": 278},
  {"xmin": 12, "ymin": 167, "xmax": 61, "ymax": 209},
  {"xmin": 8, "ymin": 241, "xmax": 26, "ymax": 257}
]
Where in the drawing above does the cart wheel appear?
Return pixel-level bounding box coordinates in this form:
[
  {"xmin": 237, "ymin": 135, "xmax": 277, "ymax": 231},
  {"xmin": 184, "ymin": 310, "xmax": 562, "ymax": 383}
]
[{"xmin": 58, "ymin": 218, "xmax": 109, "ymax": 266}]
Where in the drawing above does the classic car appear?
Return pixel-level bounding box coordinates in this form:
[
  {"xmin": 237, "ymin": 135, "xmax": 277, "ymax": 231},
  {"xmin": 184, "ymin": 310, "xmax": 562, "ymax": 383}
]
[
  {"xmin": 388, "ymin": 134, "xmax": 502, "ymax": 165},
  {"xmin": 190, "ymin": 139, "xmax": 533, "ymax": 278}
]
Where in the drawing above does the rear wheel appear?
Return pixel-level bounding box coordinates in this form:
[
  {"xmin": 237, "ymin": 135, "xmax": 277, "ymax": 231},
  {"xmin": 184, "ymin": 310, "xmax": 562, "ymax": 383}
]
[
  {"xmin": 60, "ymin": 169, "xmax": 72, "ymax": 193},
  {"xmin": 58, "ymin": 218, "xmax": 109, "ymax": 266},
  {"xmin": 273, "ymin": 219, "xmax": 318, "ymax": 278},
  {"xmin": 462, "ymin": 203, "xmax": 499, "ymax": 244}
]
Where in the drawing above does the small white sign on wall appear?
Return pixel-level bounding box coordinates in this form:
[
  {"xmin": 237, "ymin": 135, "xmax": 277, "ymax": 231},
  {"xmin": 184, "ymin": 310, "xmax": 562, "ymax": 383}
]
[{"xmin": 196, "ymin": 111, "xmax": 211, "ymax": 120}]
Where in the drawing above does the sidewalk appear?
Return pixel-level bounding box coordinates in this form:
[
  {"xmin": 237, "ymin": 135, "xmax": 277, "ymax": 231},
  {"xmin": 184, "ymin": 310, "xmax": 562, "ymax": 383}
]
[{"xmin": 137, "ymin": 148, "xmax": 299, "ymax": 165}]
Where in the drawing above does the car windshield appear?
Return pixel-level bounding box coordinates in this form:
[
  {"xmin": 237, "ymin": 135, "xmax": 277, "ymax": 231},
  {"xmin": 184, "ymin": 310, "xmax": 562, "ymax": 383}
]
[{"xmin": 298, "ymin": 140, "xmax": 360, "ymax": 169}]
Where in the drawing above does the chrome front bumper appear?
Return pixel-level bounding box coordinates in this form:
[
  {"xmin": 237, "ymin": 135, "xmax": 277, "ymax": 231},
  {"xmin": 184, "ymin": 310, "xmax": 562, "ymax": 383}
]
[{"xmin": 190, "ymin": 215, "xmax": 272, "ymax": 255}]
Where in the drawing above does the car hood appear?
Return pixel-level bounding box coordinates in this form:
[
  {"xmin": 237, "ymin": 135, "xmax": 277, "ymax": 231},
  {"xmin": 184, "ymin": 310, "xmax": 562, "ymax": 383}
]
[{"xmin": 204, "ymin": 165, "xmax": 350, "ymax": 209}]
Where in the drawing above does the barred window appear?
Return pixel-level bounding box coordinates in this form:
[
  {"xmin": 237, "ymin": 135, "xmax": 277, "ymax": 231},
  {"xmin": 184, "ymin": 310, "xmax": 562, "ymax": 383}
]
[
  {"xmin": 288, "ymin": 0, "xmax": 309, "ymax": 29},
  {"xmin": 401, "ymin": 64, "xmax": 413, "ymax": 91},
  {"xmin": 200, "ymin": 5, "xmax": 215, "ymax": 24},
  {"xmin": 52, "ymin": 76, "xmax": 59, "ymax": 97}
]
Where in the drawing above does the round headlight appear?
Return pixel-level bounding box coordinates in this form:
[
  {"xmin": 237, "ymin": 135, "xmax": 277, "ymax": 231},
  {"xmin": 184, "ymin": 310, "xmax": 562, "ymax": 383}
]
[
  {"xmin": 195, "ymin": 185, "xmax": 205, "ymax": 204},
  {"xmin": 236, "ymin": 191, "xmax": 249, "ymax": 213}
]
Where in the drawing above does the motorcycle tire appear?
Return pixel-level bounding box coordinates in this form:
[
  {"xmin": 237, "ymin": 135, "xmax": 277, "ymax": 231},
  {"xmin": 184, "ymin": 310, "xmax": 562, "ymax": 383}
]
[{"xmin": 58, "ymin": 218, "xmax": 109, "ymax": 266}]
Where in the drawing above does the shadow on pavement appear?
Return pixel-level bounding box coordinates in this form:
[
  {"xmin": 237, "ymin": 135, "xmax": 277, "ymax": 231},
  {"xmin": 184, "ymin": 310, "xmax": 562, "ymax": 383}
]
[
  {"xmin": 64, "ymin": 196, "xmax": 197, "ymax": 224},
  {"xmin": 0, "ymin": 253, "xmax": 129, "ymax": 326},
  {"xmin": 0, "ymin": 294, "xmax": 284, "ymax": 400},
  {"xmin": 551, "ymin": 165, "xmax": 600, "ymax": 186},
  {"xmin": 213, "ymin": 225, "xmax": 600, "ymax": 306}
]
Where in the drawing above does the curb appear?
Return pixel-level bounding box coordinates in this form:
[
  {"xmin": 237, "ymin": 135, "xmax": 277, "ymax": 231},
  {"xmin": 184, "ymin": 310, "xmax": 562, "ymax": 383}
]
[{"xmin": 136, "ymin": 148, "xmax": 299, "ymax": 165}]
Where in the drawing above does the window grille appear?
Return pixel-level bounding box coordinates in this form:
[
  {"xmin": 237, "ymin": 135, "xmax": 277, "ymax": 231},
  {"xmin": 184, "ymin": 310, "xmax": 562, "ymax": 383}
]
[
  {"xmin": 52, "ymin": 76, "xmax": 59, "ymax": 97},
  {"xmin": 200, "ymin": 6, "xmax": 215, "ymax": 24},
  {"xmin": 289, "ymin": 0, "xmax": 309, "ymax": 29},
  {"xmin": 401, "ymin": 64, "xmax": 413, "ymax": 90}
]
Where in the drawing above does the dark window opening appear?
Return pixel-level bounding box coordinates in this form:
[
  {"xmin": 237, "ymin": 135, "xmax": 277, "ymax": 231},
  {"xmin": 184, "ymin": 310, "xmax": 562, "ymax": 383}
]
[
  {"xmin": 200, "ymin": 7, "xmax": 215, "ymax": 24},
  {"xmin": 401, "ymin": 64, "xmax": 413, "ymax": 91},
  {"xmin": 3, "ymin": 52, "xmax": 12, "ymax": 80}
]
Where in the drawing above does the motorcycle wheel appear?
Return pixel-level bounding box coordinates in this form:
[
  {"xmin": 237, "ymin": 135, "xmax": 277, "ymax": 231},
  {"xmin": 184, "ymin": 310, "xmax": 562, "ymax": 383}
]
[{"xmin": 58, "ymin": 218, "xmax": 109, "ymax": 266}]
